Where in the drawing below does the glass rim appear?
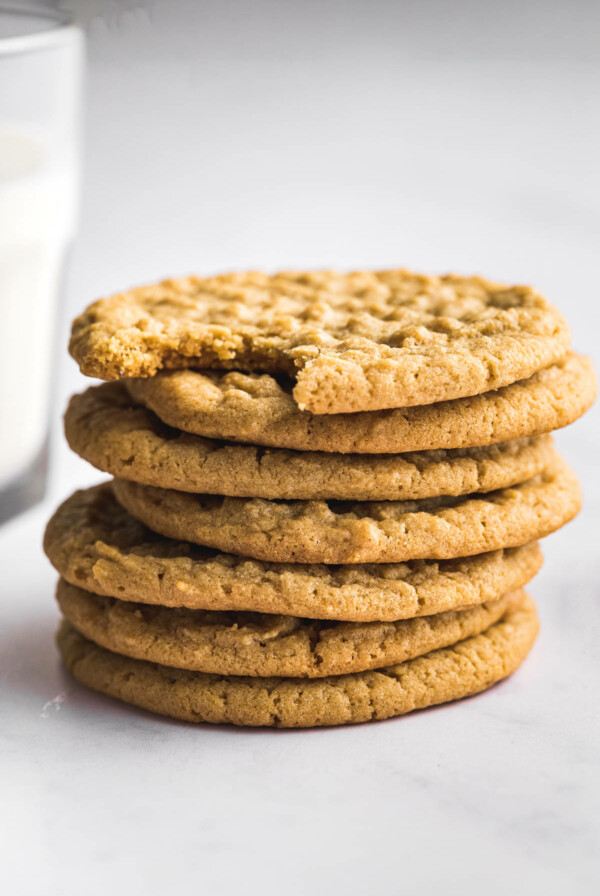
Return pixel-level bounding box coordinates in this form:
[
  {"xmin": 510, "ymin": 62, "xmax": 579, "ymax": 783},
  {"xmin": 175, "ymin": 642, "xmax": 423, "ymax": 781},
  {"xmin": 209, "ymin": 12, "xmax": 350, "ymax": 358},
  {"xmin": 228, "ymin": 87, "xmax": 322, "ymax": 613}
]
[{"xmin": 0, "ymin": 4, "xmax": 79, "ymax": 56}]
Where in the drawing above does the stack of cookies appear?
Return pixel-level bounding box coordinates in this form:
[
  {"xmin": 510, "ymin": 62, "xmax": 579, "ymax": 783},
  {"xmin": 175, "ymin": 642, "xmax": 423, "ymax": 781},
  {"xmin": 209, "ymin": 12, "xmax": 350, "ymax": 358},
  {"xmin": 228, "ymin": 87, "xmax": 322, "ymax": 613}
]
[{"xmin": 44, "ymin": 270, "xmax": 596, "ymax": 727}]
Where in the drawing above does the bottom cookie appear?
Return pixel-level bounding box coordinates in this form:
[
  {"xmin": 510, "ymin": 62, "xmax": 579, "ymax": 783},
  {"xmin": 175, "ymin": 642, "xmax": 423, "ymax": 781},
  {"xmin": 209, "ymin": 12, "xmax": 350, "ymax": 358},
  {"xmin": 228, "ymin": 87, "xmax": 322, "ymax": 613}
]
[{"xmin": 57, "ymin": 592, "xmax": 538, "ymax": 728}]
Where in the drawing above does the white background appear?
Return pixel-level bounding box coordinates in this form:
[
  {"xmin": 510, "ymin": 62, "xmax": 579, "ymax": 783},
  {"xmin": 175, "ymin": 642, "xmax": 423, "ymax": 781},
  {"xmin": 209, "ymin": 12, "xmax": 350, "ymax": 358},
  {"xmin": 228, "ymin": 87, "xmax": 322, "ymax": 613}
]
[{"xmin": 1, "ymin": 2, "xmax": 599, "ymax": 893}]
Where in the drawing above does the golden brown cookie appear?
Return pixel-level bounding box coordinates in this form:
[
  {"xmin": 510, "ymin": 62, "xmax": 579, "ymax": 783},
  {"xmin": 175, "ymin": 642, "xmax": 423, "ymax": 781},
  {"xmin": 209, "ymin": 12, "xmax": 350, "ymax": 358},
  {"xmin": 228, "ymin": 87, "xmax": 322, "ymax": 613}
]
[
  {"xmin": 56, "ymin": 578, "xmax": 519, "ymax": 678},
  {"xmin": 126, "ymin": 353, "xmax": 596, "ymax": 453},
  {"xmin": 44, "ymin": 486, "xmax": 543, "ymax": 621},
  {"xmin": 69, "ymin": 269, "xmax": 570, "ymax": 413},
  {"xmin": 64, "ymin": 382, "xmax": 555, "ymax": 501},
  {"xmin": 112, "ymin": 454, "xmax": 580, "ymax": 564},
  {"xmin": 56, "ymin": 591, "xmax": 539, "ymax": 727}
]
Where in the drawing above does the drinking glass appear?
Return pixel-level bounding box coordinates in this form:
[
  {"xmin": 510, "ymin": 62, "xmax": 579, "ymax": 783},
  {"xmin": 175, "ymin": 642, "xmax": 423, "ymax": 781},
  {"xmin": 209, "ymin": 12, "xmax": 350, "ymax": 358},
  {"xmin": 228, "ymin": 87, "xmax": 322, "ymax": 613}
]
[{"xmin": 0, "ymin": 6, "xmax": 83, "ymax": 523}]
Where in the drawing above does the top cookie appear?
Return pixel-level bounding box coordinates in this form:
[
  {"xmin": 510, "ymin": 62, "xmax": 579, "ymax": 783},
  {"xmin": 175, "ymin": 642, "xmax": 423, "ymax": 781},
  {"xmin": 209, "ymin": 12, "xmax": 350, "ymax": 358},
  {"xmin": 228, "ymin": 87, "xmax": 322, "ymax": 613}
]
[{"xmin": 69, "ymin": 269, "xmax": 570, "ymax": 414}]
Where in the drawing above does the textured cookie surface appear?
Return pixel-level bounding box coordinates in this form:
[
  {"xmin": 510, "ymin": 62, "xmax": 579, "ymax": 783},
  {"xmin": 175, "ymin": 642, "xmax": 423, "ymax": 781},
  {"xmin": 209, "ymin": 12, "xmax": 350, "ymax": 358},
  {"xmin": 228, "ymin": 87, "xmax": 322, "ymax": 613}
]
[
  {"xmin": 112, "ymin": 454, "xmax": 580, "ymax": 564},
  {"xmin": 44, "ymin": 486, "xmax": 542, "ymax": 621},
  {"xmin": 57, "ymin": 592, "xmax": 539, "ymax": 727},
  {"xmin": 127, "ymin": 353, "xmax": 596, "ymax": 453},
  {"xmin": 65, "ymin": 382, "xmax": 555, "ymax": 501},
  {"xmin": 56, "ymin": 578, "xmax": 518, "ymax": 678},
  {"xmin": 69, "ymin": 269, "xmax": 570, "ymax": 413}
]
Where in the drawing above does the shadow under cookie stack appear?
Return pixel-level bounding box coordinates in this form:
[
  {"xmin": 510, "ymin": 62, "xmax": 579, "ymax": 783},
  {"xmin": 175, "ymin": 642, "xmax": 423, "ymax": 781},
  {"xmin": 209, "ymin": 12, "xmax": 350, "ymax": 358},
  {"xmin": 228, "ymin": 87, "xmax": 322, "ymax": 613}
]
[{"xmin": 44, "ymin": 270, "xmax": 596, "ymax": 728}]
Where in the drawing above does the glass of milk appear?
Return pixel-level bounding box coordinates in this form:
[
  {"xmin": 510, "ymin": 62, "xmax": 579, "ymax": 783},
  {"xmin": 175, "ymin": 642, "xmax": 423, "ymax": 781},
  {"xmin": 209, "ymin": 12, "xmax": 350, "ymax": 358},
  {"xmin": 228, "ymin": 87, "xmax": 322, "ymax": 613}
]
[{"xmin": 0, "ymin": 8, "xmax": 83, "ymax": 523}]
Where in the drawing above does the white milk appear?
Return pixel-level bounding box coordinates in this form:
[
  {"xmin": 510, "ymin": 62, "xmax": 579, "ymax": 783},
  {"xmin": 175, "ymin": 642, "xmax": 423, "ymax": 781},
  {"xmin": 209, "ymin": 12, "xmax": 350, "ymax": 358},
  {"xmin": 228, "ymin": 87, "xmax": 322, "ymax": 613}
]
[{"xmin": 0, "ymin": 128, "xmax": 78, "ymax": 488}]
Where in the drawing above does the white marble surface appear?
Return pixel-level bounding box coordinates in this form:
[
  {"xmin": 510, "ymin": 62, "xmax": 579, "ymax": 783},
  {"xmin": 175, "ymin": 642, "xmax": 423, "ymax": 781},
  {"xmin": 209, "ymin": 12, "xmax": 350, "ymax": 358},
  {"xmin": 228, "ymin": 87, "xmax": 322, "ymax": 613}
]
[{"xmin": 1, "ymin": 2, "xmax": 600, "ymax": 893}]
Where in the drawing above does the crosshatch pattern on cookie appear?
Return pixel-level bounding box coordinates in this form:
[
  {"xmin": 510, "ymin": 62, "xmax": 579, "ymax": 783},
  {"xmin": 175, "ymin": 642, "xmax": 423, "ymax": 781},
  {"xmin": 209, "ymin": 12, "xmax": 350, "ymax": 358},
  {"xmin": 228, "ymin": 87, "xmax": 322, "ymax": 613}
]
[{"xmin": 69, "ymin": 269, "xmax": 570, "ymax": 413}]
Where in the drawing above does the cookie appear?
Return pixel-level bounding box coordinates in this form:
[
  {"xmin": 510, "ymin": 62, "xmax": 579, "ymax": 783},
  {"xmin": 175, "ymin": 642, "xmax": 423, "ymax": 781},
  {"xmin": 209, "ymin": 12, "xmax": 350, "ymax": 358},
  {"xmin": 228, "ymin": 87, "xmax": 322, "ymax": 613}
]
[
  {"xmin": 69, "ymin": 269, "xmax": 570, "ymax": 413},
  {"xmin": 56, "ymin": 591, "xmax": 539, "ymax": 727},
  {"xmin": 44, "ymin": 486, "xmax": 542, "ymax": 621},
  {"xmin": 112, "ymin": 454, "xmax": 580, "ymax": 564},
  {"xmin": 126, "ymin": 353, "xmax": 596, "ymax": 453},
  {"xmin": 56, "ymin": 578, "xmax": 519, "ymax": 678},
  {"xmin": 64, "ymin": 383, "xmax": 555, "ymax": 501}
]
